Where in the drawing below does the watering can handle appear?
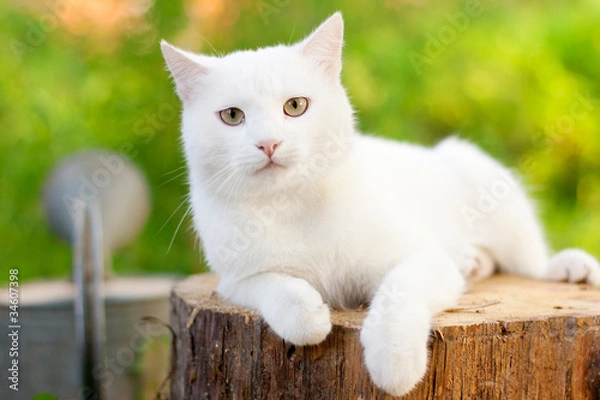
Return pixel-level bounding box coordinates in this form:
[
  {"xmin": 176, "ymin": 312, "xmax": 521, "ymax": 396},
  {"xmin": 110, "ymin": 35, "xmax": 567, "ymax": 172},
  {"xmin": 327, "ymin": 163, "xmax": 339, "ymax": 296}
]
[{"xmin": 73, "ymin": 199, "xmax": 106, "ymax": 400}]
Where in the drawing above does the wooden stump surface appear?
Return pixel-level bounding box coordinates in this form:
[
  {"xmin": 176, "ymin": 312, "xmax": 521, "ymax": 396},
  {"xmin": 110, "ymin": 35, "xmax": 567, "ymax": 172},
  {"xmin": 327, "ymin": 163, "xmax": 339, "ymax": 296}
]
[{"xmin": 170, "ymin": 274, "xmax": 600, "ymax": 399}]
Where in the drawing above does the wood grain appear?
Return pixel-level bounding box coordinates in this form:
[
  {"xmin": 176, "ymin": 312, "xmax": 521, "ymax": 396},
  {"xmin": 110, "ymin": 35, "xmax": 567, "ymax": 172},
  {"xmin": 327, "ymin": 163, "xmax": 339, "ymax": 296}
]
[{"xmin": 170, "ymin": 274, "xmax": 600, "ymax": 399}]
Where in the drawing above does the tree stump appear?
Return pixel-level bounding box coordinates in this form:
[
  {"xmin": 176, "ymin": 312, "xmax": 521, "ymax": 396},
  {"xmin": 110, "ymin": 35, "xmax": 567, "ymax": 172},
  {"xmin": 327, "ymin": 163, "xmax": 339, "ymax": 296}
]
[{"xmin": 170, "ymin": 274, "xmax": 600, "ymax": 399}]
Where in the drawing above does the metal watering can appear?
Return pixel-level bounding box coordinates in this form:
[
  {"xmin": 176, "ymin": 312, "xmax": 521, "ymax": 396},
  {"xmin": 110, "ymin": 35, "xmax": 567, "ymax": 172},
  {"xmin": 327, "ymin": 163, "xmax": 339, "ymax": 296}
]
[{"xmin": 1, "ymin": 150, "xmax": 177, "ymax": 400}]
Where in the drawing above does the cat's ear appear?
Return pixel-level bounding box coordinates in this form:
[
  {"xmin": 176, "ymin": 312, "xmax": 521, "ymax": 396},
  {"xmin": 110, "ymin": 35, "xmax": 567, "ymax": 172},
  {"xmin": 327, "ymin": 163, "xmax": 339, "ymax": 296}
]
[
  {"xmin": 299, "ymin": 12, "xmax": 344, "ymax": 79},
  {"xmin": 160, "ymin": 41, "xmax": 209, "ymax": 102}
]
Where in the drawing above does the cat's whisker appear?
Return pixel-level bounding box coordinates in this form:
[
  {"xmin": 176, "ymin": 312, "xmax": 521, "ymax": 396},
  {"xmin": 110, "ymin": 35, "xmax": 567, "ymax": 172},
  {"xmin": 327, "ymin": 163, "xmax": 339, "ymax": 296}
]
[
  {"xmin": 288, "ymin": 20, "xmax": 298, "ymax": 45},
  {"xmin": 167, "ymin": 205, "xmax": 192, "ymax": 254},
  {"xmin": 161, "ymin": 165, "xmax": 187, "ymax": 176},
  {"xmin": 187, "ymin": 166, "xmax": 245, "ymax": 218},
  {"xmin": 154, "ymin": 197, "xmax": 188, "ymax": 238},
  {"xmin": 209, "ymin": 167, "xmax": 240, "ymax": 198},
  {"xmin": 200, "ymin": 35, "xmax": 220, "ymax": 57},
  {"xmin": 156, "ymin": 171, "xmax": 187, "ymax": 188},
  {"xmin": 201, "ymin": 163, "xmax": 237, "ymax": 190},
  {"xmin": 223, "ymin": 170, "xmax": 248, "ymax": 214}
]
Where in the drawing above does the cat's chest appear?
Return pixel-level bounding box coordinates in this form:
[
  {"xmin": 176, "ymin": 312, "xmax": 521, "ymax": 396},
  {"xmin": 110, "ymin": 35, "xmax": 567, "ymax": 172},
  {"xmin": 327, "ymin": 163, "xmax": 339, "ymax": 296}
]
[
  {"xmin": 242, "ymin": 207, "xmax": 340, "ymax": 262},
  {"xmin": 199, "ymin": 200, "xmax": 342, "ymax": 270}
]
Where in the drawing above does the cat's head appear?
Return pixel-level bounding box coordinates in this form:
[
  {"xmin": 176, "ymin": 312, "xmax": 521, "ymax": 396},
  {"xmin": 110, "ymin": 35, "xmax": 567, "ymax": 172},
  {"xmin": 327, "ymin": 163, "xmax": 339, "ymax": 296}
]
[{"xmin": 161, "ymin": 13, "xmax": 355, "ymax": 201}]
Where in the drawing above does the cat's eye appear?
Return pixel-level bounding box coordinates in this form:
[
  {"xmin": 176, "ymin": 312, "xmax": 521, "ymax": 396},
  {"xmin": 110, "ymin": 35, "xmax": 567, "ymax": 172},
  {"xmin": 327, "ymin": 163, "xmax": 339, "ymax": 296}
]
[
  {"xmin": 283, "ymin": 97, "xmax": 309, "ymax": 117},
  {"xmin": 219, "ymin": 107, "xmax": 245, "ymax": 126}
]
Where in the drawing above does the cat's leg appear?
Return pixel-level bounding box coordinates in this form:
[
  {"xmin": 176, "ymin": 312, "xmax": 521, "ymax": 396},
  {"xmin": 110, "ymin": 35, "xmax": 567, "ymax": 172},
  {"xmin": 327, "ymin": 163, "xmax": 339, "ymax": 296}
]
[
  {"xmin": 360, "ymin": 250, "xmax": 465, "ymax": 397},
  {"xmin": 471, "ymin": 180, "xmax": 600, "ymax": 285},
  {"xmin": 217, "ymin": 273, "xmax": 332, "ymax": 345},
  {"xmin": 437, "ymin": 137, "xmax": 600, "ymax": 285},
  {"xmin": 436, "ymin": 137, "xmax": 551, "ymax": 280},
  {"xmin": 477, "ymin": 174, "xmax": 600, "ymax": 286}
]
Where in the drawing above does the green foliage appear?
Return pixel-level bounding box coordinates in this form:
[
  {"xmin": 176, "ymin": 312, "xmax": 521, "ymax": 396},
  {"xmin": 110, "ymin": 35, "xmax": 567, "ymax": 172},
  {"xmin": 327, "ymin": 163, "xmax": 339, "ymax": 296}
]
[
  {"xmin": 1, "ymin": 0, "xmax": 598, "ymax": 282},
  {"xmin": 31, "ymin": 393, "xmax": 60, "ymax": 400}
]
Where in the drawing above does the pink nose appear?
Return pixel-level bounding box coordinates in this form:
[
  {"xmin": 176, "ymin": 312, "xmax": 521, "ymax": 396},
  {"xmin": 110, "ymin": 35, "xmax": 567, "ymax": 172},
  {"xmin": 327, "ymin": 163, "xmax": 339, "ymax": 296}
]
[{"xmin": 256, "ymin": 140, "xmax": 281, "ymax": 158}]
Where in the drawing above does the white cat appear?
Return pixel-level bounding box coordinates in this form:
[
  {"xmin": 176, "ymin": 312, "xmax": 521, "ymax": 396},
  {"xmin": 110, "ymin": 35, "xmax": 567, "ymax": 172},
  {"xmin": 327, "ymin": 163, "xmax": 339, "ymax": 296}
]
[{"xmin": 161, "ymin": 13, "xmax": 600, "ymax": 397}]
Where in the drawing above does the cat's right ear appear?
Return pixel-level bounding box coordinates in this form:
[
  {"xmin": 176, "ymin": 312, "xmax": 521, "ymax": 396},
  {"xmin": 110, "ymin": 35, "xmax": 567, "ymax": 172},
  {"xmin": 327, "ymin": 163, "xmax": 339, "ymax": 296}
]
[{"xmin": 160, "ymin": 41, "xmax": 208, "ymax": 102}]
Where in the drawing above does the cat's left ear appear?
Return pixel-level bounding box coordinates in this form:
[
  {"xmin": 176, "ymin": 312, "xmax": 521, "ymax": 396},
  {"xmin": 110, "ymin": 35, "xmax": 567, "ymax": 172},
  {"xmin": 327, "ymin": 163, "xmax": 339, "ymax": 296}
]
[{"xmin": 298, "ymin": 12, "xmax": 344, "ymax": 79}]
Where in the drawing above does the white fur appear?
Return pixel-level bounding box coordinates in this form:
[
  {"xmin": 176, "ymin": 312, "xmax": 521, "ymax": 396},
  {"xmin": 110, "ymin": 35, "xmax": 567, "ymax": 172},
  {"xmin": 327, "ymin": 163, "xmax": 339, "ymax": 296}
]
[{"xmin": 161, "ymin": 12, "xmax": 600, "ymax": 397}]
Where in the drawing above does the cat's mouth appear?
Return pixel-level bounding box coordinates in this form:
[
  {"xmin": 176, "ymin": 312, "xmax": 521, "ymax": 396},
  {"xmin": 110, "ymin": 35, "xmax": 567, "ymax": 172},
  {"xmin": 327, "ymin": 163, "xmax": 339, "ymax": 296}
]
[{"xmin": 257, "ymin": 160, "xmax": 285, "ymax": 173}]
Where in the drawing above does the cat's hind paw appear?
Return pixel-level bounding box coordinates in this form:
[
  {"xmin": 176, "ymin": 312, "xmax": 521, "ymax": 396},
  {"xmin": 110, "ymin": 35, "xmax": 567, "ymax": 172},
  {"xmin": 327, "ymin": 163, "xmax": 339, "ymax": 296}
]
[
  {"xmin": 547, "ymin": 249, "xmax": 600, "ymax": 286},
  {"xmin": 458, "ymin": 245, "xmax": 496, "ymax": 281}
]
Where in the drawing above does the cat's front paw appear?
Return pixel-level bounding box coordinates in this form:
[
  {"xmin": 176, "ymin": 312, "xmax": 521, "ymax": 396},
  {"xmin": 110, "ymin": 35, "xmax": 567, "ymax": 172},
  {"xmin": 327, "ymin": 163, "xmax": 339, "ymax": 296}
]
[
  {"xmin": 360, "ymin": 303, "xmax": 429, "ymax": 397},
  {"xmin": 265, "ymin": 281, "xmax": 332, "ymax": 345},
  {"xmin": 547, "ymin": 249, "xmax": 600, "ymax": 286}
]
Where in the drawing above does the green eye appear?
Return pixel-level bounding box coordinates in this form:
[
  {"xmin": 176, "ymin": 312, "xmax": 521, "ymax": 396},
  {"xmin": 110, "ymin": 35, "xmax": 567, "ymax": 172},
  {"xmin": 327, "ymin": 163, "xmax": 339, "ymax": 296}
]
[
  {"xmin": 283, "ymin": 97, "xmax": 309, "ymax": 117},
  {"xmin": 219, "ymin": 108, "xmax": 245, "ymax": 126}
]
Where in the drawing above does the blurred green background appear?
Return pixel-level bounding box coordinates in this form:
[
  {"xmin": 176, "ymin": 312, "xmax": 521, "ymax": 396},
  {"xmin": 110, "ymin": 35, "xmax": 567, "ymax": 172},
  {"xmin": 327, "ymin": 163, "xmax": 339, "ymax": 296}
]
[{"xmin": 1, "ymin": 0, "xmax": 599, "ymax": 282}]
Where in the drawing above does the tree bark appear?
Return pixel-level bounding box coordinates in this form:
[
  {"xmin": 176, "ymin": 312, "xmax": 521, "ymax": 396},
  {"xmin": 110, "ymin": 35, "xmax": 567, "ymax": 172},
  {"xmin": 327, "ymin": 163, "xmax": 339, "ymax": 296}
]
[{"xmin": 170, "ymin": 274, "xmax": 600, "ymax": 399}]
